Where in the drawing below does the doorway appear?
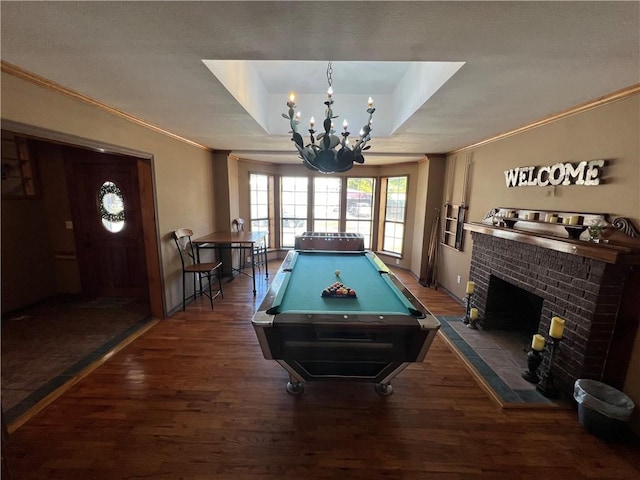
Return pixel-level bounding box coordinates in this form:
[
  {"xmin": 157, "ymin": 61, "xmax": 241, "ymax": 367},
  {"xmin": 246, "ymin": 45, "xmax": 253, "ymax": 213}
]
[
  {"xmin": 5, "ymin": 134, "xmax": 164, "ymax": 317},
  {"xmin": 1, "ymin": 131, "xmax": 164, "ymax": 428},
  {"xmin": 63, "ymin": 146, "xmax": 150, "ymax": 298}
]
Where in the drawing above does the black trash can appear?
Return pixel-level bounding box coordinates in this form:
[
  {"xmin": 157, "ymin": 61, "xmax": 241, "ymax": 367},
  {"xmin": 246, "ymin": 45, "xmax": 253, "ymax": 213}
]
[{"xmin": 574, "ymin": 379, "xmax": 635, "ymax": 441}]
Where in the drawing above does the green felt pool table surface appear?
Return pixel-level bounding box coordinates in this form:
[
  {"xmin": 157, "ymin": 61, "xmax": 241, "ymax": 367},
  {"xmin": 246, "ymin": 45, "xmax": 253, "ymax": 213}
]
[{"xmin": 272, "ymin": 251, "xmax": 419, "ymax": 317}]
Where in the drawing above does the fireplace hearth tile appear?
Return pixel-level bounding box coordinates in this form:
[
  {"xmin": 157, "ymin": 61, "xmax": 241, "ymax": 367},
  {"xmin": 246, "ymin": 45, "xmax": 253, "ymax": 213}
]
[{"xmin": 437, "ymin": 316, "xmax": 566, "ymax": 407}]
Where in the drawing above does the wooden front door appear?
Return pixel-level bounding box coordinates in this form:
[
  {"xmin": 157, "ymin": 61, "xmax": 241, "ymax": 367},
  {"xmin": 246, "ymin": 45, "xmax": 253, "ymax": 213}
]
[{"xmin": 64, "ymin": 147, "xmax": 149, "ymax": 298}]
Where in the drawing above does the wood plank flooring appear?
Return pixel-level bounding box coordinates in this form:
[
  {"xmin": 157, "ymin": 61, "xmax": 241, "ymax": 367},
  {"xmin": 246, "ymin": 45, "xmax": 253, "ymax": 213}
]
[
  {"xmin": 3, "ymin": 260, "xmax": 639, "ymax": 479},
  {"xmin": 1, "ymin": 296, "xmax": 151, "ymax": 418}
]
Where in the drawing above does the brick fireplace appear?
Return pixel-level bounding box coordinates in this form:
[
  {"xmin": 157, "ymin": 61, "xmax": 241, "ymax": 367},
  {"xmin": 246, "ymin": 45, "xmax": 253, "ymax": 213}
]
[{"xmin": 468, "ymin": 230, "xmax": 637, "ymax": 397}]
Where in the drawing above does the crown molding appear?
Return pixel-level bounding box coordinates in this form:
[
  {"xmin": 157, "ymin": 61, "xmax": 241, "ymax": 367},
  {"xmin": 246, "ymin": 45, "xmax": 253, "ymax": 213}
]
[
  {"xmin": 1, "ymin": 61, "xmax": 211, "ymax": 151},
  {"xmin": 450, "ymin": 83, "xmax": 640, "ymax": 154}
]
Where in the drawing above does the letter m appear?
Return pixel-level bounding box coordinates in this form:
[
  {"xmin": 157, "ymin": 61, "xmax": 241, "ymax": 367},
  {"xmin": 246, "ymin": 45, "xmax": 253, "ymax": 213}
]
[{"xmin": 562, "ymin": 161, "xmax": 587, "ymax": 185}]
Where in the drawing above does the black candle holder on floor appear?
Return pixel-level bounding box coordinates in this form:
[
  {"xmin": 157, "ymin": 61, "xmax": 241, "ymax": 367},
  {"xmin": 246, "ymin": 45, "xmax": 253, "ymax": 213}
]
[
  {"xmin": 522, "ymin": 348, "xmax": 543, "ymax": 383},
  {"xmin": 462, "ymin": 291, "xmax": 478, "ymax": 329},
  {"xmin": 536, "ymin": 337, "xmax": 561, "ymax": 398}
]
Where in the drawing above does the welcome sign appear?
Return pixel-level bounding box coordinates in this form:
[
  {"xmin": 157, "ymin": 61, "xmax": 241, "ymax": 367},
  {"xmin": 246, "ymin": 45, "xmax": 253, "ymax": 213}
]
[{"xmin": 504, "ymin": 159, "xmax": 605, "ymax": 187}]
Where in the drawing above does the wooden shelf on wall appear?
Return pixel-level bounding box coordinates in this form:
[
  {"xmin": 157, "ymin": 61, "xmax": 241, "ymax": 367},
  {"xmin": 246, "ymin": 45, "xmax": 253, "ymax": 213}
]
[{"xmin": 441, "ymin": 203, "xmax": 467, "ymax": 251}]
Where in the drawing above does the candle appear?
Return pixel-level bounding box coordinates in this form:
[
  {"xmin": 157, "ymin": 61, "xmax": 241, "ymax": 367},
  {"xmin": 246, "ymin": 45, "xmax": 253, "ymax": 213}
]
[
  {"xmin": 289, "ymin": 93, "xmax": 295, "ymax": 103},
  {"xmin": 327, "ymin": 86, "xmax": 333, "ymax": 98},
  {"xmin": 569, "ymin": 215, "xmax": 580, "ymax": 225},
  {"xmin": 368, "ymin": 97, "xmax": 374, "ymax": 108},
  {"xmin": 342, "ymin": 119, "xmax": 348, "ymax": 131},
  {"xmin": 545, "ymin": 214, "xmax": 552, "ymax": 222},
  {"xmin": 470, "ymin": 308, "xmax": 479, "ymax": 320},
  {"xmin": 549, "ymin": 216, "xmax": 559, "ymax": 223},
  {"xmin": 466, "ymin": 281, "xmax": 475, "ymax": 295},
  {"xmin": 549, "ymin": 316, "xmax": 566, "ymax": 339},
  {"xmin": 531, "ymin": 334, "xmax": 545, "ymax": 351},
  {"xmin": 310, "ymin": 116, "xmax": 315, "ymax": 129},
  {"xmin": 507, "ymin": 211, "xmax": 516, "ymax": 218},
  {"xmin": 295, "ymin": 111, "xmax": 301, "ymax": 121},
  {"xmin": 563, "ymin": 217, "xmax": 570, "ymax": 225}
]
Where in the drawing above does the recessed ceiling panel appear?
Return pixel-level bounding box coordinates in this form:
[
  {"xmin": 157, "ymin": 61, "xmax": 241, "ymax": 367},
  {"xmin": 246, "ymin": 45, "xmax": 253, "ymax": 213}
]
[{"xmin": 202, "ymin": 60, "xmax": 464, "ymax": 138}]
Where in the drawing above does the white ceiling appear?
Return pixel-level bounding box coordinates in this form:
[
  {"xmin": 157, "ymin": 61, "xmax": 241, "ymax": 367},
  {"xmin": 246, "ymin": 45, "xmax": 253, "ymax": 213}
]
[{"xmin": 1, "ymin": 1, "xmax": 639, "ymax": 166}]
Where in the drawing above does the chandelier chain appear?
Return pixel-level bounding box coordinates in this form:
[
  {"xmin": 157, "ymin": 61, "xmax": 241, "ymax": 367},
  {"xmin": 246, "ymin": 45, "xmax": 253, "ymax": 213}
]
[{"xmin": 326, "ymin": 61, "xmax": 333, "ymax": 88}]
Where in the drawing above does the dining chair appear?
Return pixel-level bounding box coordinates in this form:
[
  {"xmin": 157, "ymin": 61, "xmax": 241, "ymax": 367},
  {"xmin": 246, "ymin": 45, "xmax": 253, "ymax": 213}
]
[{"xmin": 173, "ymin": 228, "xmax": 223, "ymax": 310}]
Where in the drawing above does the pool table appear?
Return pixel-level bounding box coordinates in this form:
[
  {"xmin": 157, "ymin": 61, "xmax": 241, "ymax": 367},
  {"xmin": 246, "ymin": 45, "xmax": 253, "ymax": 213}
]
[{"xmin": 252, "ymin": 250, "xmax": 440, "ymax": 395}]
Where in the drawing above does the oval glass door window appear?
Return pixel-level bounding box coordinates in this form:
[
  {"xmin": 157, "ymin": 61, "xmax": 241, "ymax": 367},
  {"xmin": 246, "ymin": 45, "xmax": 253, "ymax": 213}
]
[{"xmin": 98, "ymin": 181, "xmax": 125, "ymax": 233}]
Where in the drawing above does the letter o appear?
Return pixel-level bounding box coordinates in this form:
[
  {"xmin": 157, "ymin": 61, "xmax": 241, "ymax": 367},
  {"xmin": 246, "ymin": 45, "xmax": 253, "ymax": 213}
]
[{"xmin": 549, "ymin": 163, "xmax": 565, "ymax": 186}]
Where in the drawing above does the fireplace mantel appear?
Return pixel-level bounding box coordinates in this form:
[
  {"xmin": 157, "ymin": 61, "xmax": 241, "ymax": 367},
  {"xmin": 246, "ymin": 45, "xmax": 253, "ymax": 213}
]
[
  {"xmin": 464, "ymin": 222, "xmax": 640, "ymax": 264},
  {"xmin": 464, "ymin": 207, "xmax": 640, "ymax": 265}
]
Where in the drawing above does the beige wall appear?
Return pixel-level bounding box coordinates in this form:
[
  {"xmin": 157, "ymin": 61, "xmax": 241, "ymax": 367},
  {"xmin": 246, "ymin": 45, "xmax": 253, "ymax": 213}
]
[
  {"xmin": 410, "ymin": 158, "xmax": 429, "ymax": 275},
  {"xmin": 1, "ymin": 72, "xmax": 218, "ymax": 314},
  {"xmin": 439, "ymin": 94, "xmax": 640, "ymax": 432}
]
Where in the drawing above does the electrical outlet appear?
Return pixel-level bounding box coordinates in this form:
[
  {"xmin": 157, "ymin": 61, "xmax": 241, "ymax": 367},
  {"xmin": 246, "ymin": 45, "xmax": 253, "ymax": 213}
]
[
  {"xmin": 395, "ymin": 259, "xmax": 400, "ymax": 265},
  {"xmin": 457, "ymin": 275, "xmax": 461, "ymax": 284},
  {"xmin": 65, "ymin": 221, "xmax": 73, "ymax": 230}
]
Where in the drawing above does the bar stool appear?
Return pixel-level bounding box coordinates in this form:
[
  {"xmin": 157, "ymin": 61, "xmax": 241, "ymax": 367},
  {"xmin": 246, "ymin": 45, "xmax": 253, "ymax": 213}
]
[{"xmin": 173, "ymin": 228, "xmax": 223, "ymax": 310}]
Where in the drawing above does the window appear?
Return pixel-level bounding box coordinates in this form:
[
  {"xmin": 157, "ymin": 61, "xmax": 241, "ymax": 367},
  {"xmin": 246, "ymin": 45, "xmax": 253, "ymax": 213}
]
[
  {"xmin": 380, "ymin": 176, "xmax": 407, "ymax": 255},
  {"xmin": 98, "ymin": 181, "xmax": 125, "ymax": 233},
  {"xmin": 313, "ymin": 177, "xmax": 341, "ymax": 232},
  {"xmin": 280, "ymin": 176, "xmax": 308, "ymax": 247},
  {"xmin": 249, "ymin": 173, "xmax": 273, "ymax": 248},
  {"xmin": 345, "ymin": 177, "xmax": 375, "ymax": 249}
]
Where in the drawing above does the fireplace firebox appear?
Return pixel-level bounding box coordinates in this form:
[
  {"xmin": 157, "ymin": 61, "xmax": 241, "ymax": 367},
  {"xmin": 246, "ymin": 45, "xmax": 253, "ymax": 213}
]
[{"xmin": 483, "ymin": 275, "xmax": 543, "ymax": 336}]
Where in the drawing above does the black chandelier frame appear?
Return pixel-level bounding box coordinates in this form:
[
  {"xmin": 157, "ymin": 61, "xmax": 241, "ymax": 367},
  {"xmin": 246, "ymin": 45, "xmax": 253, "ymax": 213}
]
[{"xmin": 282, "ymin": 62, "xmax": 375, "ymax": 174}]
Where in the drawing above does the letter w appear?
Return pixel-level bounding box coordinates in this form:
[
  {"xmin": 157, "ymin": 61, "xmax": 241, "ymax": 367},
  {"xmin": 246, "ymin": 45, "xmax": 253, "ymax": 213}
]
[{"xmin": 504, "ymin": 168, "xmax": 519, "ymax": 187}]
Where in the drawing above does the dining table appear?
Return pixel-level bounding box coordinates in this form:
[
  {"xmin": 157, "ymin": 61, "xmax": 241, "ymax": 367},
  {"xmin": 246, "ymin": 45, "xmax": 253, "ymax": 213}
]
[{"xmin": 192, "ymin": 230, "xmax": 268, "ymax": 295}]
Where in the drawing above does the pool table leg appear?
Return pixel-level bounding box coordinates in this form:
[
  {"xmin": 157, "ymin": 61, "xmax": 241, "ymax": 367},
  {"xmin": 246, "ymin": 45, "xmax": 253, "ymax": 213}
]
[
  {"xmin": 286, "ymin": 379, "xmax": 305, "ymax": 395},
  {"xmin": 375, "ymin": 383, "xmax": 393, "ymax": 396}
]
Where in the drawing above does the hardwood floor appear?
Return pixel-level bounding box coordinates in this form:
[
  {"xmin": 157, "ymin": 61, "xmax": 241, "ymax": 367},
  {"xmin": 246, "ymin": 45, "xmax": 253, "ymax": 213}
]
[
  {"xmin": 1, "ymin": 296, "xmax": 151, "ymax": 420},
  {"xmin": 3, "ymin": 260, "xmax": 639, "ymax": 479}
]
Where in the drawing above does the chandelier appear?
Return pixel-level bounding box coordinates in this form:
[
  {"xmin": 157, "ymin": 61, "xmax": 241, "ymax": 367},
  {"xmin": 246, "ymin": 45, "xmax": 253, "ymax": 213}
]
[{"xmin": 282, "ymin": 62, "xmax": 375, "ymax": 174}]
